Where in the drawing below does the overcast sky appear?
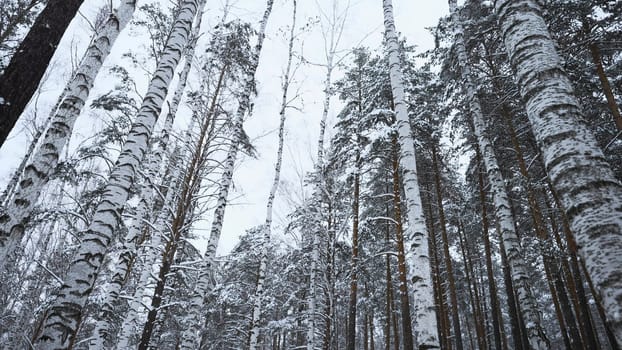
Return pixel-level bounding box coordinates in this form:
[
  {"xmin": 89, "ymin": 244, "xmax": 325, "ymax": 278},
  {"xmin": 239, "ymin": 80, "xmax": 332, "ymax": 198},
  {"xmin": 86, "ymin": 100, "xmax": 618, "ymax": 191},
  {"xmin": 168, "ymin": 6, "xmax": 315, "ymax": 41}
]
[{"xmin": 0, "ymin": 0, "xmax": 449, "ymax": 254}]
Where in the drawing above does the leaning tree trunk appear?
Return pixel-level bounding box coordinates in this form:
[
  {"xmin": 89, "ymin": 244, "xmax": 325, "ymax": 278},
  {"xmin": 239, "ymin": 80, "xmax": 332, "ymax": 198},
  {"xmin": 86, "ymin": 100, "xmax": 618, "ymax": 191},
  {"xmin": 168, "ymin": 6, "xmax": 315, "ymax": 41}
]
[
  {"xmin": 87, "ymin": 8, "xmax": 205, "ymax": 346},
  {"xmin": 248, "ymin": 2, "xmax": 295, "ymax": 349},
  {"xmin": 32, "ymin": 1, "xmax": 202, "ymax": 348},
  {"xmin": 0, "ymin": 0, "xmax": 85, "ymax": 146},
  {"xmin": 381, "ymin": 0, "xmax": 439, "ymax": 348},
  {"xmin": 495, "ymin": 0, "xmax": 622, "ymax": 345},
  {"xmin": 0, "ymin": 1, "xmax": 136, "ymax": 263},
  {"xmin": 448, "ymin": 0, "xmax": 550, "ymax": 348},
  {"xmin": 178, "ymin": 2, "xmax": 274, "ymax": 349}
]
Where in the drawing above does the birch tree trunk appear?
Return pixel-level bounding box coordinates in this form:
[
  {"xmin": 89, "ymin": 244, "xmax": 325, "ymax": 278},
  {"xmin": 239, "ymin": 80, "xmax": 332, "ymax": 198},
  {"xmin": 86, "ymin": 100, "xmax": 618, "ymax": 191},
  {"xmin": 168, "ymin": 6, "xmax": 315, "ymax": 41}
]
[
  {"xmin": 447, "ymin": 1, "xmax": 550, "ymax": 348},
  {"xmin": 178, "ymin": 2, "xmax": 275, "ymax": 348},
  {"xmin": 308, "ymin": 2, "xmax": 345, "ymax": 346},
  {"xmin": 32, "ymin": 1, "xmax": 202, "ymax": 347},
  {"xmin": 88, "ymin": 8, "xmax": 205, "ymax": 347},
  {"xmin": 114, "ymin": 151, "xmax": 184, "ymax": 350},
  {"xmin": 248, "ymin": 2, "xmax": 296, "ymax": 349},
  {"xmin": 381, "ymin": 0, "xmax": 439, "ymax": 348},
  {"xmin": 496, "ymin": 0, "xmax": 622, "ymax": 345},
  {"xmin": 0, "ymin": 1, "xmax": 136, "ymax": 263}
]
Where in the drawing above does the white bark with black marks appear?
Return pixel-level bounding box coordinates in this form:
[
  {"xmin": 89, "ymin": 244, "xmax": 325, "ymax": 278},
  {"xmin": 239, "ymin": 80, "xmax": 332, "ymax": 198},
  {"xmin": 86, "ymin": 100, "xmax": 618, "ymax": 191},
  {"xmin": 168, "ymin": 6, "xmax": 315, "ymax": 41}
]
[
  {"xmin": 448, "ymin": 2, "xmax": 550, "ymax": 348},
  {"xmin": 88, "ymin": 6, "xmax": 205, "ymax": 347},
  {"xmin": 178, "ymin": 2, "xmax": 274, "ymax": 348},
  {"xmin": 382, "ymin": 0, "xmax": 439, "ymax": 347},
  {"xmin": 496, "ymin": 0, "xmax": 622, "ymax": 345},
  {"xmin": 0, "ymin": 1, "xmax": 136, "ymax": 263},
  {"xmin": 33, "ymin": 1, "xmax": 201, "ymax": 348},
  {"xmin": 248, "ymin": 2, "xmax": 296, "ymax": 348}
]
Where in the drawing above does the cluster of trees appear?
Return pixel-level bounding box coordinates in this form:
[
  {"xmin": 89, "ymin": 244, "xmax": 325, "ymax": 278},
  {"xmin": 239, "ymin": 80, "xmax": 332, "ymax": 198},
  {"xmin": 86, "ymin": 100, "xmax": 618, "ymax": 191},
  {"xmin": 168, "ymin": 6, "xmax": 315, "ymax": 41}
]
[{"xmin": 0, "ymin": 0, "xmax": 621, "ymax": 349}]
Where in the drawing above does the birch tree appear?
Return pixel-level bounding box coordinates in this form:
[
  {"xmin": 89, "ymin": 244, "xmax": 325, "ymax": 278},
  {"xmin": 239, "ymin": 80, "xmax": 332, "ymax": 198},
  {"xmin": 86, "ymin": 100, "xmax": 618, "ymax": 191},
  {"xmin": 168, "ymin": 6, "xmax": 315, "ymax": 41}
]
[
  {"xmin": 495, "ymin": 0, "xmax": 622, "ymax": 345},
  {"xmin": 447, "ymin": 1, "xmax": 551, "ymax": 348},
  {"xmin": 381, "ymin": 0, "xmax": 439, "ymax": 348},
  {"xmin": 178, "ymin": 2, "xmax": 275, "ymax": 348},
  {"xmin": 305, "ymin": 2, "xmax": 349, "ymax": 347},
  {"xmin": 0, "ymin": 0, "xmax": 136, "ymax": 263},
  {"xmin": 32, "ymin": 1, "xmax": 204, "ymax": 347},
  {"xmin": 248, "ymin": 1, "xmax": 297, "ymax": 348},
  {"xmin": 87, "ymin": 6, "xmax": 208, "ymax": 348}
]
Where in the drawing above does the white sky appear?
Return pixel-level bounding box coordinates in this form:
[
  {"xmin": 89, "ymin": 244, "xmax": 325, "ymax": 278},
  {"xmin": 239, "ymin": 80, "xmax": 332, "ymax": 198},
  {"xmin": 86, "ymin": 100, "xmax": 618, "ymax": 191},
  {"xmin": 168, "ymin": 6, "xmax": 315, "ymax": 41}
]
[{"xmin": 0, "ymin": 0, "xmax": 449, "ymax": 255}]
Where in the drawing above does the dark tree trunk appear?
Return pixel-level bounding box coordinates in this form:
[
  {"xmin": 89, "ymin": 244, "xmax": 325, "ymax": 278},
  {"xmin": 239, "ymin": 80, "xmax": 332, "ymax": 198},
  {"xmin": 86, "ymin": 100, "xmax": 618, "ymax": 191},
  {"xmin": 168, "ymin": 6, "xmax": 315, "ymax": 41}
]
[
  {"xmin": 0, "ymin": 0, "xmax": 84, "ymax": 146},
  {"xmin": 431, "ymin": 146, "xmax": 463, "ymax": 350}
]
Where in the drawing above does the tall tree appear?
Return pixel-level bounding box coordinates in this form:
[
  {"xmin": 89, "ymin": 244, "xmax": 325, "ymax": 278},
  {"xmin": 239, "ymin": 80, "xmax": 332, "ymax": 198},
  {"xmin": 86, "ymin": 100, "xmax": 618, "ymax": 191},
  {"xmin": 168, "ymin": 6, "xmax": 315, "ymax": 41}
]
[
  {"xmin": 178, "ymin": 2, "xmax": 275, "ymax": 348},
  {"xmin": 248, "ymin": 1, "xmax": 296, "ymax": 348},
  {"xmin": 32, "ymin": 0, "xmax": 204, "ymax": 347},
  {"xmin": 495, "ymin": 0, "xmax": 622, "ymax": 346},
  {"xmin": 0, "ymin": 0, "xmax": 85, "ymax": 146},
  {"xmin": 447, "ymin": 0, "xmax": 550, "ymax": 348},
  {"xmin": 0, "ymin": 0, "xmax": 136, "ymax": 264},
  {"xmin": 381, "ymin": 0, "xmax": 439, "ymax": 348}
]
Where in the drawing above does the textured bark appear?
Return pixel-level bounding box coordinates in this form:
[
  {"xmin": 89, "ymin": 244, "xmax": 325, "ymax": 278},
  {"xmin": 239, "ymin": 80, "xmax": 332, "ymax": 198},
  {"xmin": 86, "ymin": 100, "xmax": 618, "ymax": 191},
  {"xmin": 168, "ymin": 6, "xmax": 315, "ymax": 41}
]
[
  {"xmin": 0, "ymin": 105, "xmax": 53, "ymax": 208},
  {"xmin": 88, "ymin": 6, "xmax": 204, "ymax": 347},
  {"xmin": 114, "ymin": 154, "xmax": 183, "ymax": 350},
  {"xmin": 32, "ymin": 1, "xmax": 200, "ymax": 347},
  {"xmin": 179, "ymin": 3, "xmax": 274, "ymax": 348},
  {"xmin": 448, "ymin": 1, "xmax": 550, "ymax": 348},
  {"xmin": 382, "ymin": 1, "xmax": 438, "ymax": 348},
  {"xmin": 496, "ymin": 0, "xmax": 622, "ymax": 345},
  {"xmin": 0, "ymin": 1, "xmax": 136, "ymax": 261},
  {"xmin": 0, "ymin": 0, "xmax": 84, "ymax": 146},
  {"xmin": 248, "ymin": 3, "xmax": 295, "ymax": 347}
]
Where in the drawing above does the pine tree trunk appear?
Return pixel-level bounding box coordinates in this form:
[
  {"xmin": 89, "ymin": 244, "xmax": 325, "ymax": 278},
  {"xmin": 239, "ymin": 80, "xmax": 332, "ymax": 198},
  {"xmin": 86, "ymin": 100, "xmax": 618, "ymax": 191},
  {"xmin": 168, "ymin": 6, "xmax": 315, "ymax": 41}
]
[
  {"xmin": 456, "ymin": 221, "xmax": 487, "ymax": 350},
  {"xmin": 588, "ymin": 42, "xmax": 622, "ymax": 131},
  {"xmin": 382, "ymin": 1, "xmax": 439, "ymax": 347},
  {"xmin": 248, "ymin": 3, "xmax": 295, "ymax": 347},
  {"xmin": 431, "ymin": 146, "xmax": 463, "ymax": 350},
  {"xmin": 0, "ymin": 0, "xmax": 84, "ymax": 146},
  {"xmin": 0, "ymin": 1, "xmax": 136, "ymax": 261},
  {"xmin": 179, "ymin": 3, "xmax": 274, "ymax": 348},
  {"xmin": 496, "ymin": 1, "xmax": 622, "ymax": 345},
  {"xmin": 32, "ymin": 1, "xmax": 201, "ymax": 347}
]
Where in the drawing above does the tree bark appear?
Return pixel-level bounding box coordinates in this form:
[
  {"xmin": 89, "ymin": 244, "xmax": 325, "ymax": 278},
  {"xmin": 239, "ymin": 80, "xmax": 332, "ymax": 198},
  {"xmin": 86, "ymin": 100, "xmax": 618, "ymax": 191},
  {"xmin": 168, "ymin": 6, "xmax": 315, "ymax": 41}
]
[
  {"xmin": 496, "ymin": 1, "xmax": 622, "ymax": 345},
  {"xmin": 0, "ymin": 0, "xmax": 84, "ymax": 146},
  {"xmin": 382, "ymin": 1, "xmax": 439, "ymax": 347},
  {"xmin": 588, "ymin": 42, "xmax": 622, "ymax": 131},
  {"xmin": 32, "ymin": 1, "xmax": 201, "ymax": 347},
  {"xmin": 0, "ymin": 1, "xmax": 136, "ymax": 262}
]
